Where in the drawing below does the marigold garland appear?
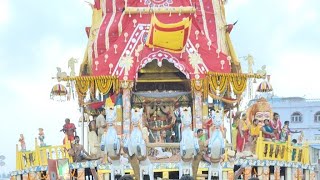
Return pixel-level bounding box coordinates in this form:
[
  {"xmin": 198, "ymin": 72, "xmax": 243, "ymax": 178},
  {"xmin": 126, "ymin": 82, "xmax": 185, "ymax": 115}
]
[
  {"xmin": 190, "ymin": 72, "xmax": 263, "ymax": 98},
  {"xmin": 229, "ymin": 76, "xmax": 247, "ymax": 95},
  {"xmin": 63, "ymin": 76, "xmax": 119, "ymax": 96}
]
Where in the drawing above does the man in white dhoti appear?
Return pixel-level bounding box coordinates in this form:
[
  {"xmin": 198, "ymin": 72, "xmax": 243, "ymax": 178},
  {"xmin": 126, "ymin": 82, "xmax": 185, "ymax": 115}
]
[{"xmin": 96, "ymin": 108, "xmax": 106, "ymax": 142}]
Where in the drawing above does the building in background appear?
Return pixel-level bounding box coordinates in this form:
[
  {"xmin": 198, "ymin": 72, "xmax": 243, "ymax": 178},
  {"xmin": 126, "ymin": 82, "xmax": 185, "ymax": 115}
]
[{"xmin": 249, "ymin": 97, "xmax": 320, "ymax": 140}]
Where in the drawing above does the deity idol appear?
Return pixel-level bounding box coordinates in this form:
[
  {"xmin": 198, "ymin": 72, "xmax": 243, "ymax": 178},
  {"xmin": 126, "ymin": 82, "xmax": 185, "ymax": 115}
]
[{"xmin": 247, "ymin": 97, "xmax": 273, "ymax": 125}]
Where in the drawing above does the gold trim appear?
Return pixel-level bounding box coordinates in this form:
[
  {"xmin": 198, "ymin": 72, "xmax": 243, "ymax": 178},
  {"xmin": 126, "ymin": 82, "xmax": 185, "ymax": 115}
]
[
  {"xmin": 136, "ymin": 79, "xmax": 187, "ymax": 83},
  {"xmin": 125, "ymin": 6, "xmax": 196, "ymax": 15}
]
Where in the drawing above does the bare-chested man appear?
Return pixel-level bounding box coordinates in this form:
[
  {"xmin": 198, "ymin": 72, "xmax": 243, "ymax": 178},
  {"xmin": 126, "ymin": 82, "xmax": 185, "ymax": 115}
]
[{"xmin": 68, "ymin": 136, "xmax": 90, "ymax": 162}]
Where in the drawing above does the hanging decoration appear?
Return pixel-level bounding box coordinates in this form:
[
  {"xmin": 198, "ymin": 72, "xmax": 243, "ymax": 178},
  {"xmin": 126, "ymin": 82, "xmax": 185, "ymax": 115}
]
[
  {"xmin": 61, "ymin": 76, "xmax": 119, "ymax": 99},
  {"xmin": 50, "ymin": 84, "xmax": 68, "ymax": 101},
  {"xmin": 146, "ymin": 15, "xmax": 192, "ymax": 53},
  {"xmin": 190, "ymin": 72, "xmax": 264, "ymax": 104}
]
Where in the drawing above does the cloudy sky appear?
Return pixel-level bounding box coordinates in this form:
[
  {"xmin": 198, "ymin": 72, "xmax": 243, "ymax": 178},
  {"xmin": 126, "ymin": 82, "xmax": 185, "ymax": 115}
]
[{"xmin": 0, "ymin": 0, "xmax": 319, "ymax": 172}]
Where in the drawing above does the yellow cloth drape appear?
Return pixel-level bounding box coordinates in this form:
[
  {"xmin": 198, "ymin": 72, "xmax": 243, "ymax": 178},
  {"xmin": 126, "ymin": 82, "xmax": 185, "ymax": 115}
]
[{"xmin": 146, "ymin": 15, "xmax": 191, "ymax": 53}]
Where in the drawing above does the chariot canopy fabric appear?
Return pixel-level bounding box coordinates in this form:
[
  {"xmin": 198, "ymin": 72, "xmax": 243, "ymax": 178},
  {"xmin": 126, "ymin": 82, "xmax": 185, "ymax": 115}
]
[{"xmin": 146, "ymin": 15, "xmax": 191, "ymax": 53}]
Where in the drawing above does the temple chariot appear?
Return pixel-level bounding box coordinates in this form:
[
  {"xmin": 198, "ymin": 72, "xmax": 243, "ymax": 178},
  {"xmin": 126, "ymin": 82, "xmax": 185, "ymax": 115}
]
[{"xmin": 11, "ymin": 0, "xmax": 318, "ymax": 180}]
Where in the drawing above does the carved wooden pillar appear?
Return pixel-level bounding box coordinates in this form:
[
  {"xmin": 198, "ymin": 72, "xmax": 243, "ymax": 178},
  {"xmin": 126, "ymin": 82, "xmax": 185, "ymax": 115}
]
[
  {"xmin": 305, "ymin": 169, "xmax": 310, "ymax": 180},
  {"xmin": 293, "ymin": 168, "xmax": 303, "ymax": 180},
  {"xmin": 310, "ymin": 170, "xmax": 316, "ymax": 180},
  {"xmin": 98, "ymin": 170, "xmax": 110, "ymax": 180},
  {"xmin": 262, "ymin": 167, "xmax": 270, "ymax": 180},
  {"xmin": 257, "ymin": 166, "xmax": 263, "ymax": 180},
  {"xmin": 16, "ymin": 175, "xmax": 22, "ymax": 180},
  {"xmin": 21, "ymin": 174, "xmax": 28, "ymax": 180},
  {"xmin": 193, "ymin": 90, "xmax": 203, "ymax": 129},
  {"xmin": 122, "ymin": 81, "xmax": 133, "ymax": 136},
  {"xmin": 28, "ymin": 172, "xmax": 37, "ymax": 180},
  {"xmin": 286, "ymin": 167, "xmax": 292, "ymax": 180},
  {"xmin": 227, "ymin": 170, "xmax": 234, "ymax": 180},
  {"xmin": 274, "ymin": 166, "xmax": 281, "ymax": 180},
  {"xmin": 244, "ymin": 166, "xmax": 252, "ymax": 180},
  {"xmin": 77, "ymin": 168, "xmax": 85, "ymax": 180}
]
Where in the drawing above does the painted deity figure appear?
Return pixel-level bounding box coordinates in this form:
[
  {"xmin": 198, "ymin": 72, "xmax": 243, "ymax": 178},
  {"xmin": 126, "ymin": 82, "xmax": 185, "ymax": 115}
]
[
  {"xmin": 38, "ymin": 128, "xmax": 46, "ymax": 147},
  {"xmin": 247, "ymin": 97, "xmax": 273, "ymax": 125},
  {"xmin": 19, "ymin": 134, "xmax": 26, "ymax": 151},
  {"xmin": 179, "ymin": 107, "xmax": 199, "ymax": 178},
  {"xmin": 101, "ymin": 100, "xmax": 123, "ymax": 180},
  {"xmin": 124, "ymin": 108, "xmax": 153, "ymax": 180},
  {"xmin": 207, "ymin": 108, "xmax": 225, "ymax": 180}
]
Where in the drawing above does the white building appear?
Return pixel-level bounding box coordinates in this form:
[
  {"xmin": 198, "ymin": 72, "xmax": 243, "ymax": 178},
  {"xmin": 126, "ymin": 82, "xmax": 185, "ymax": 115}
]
[{"xmin": 268, "ymin": 97, "xmax": 320, "ymax": 141}]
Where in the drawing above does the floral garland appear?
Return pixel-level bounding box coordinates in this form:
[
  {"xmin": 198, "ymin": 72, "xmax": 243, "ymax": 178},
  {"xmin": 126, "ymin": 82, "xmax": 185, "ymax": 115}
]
[
  {"xmin": 64, "ymin": 76, "xmax": 119, "ymax": 96},
  {"xmin": 229, "ymin": 76, "xmax": 247, "ymax": 95},
  {"xmin": 191, "ymin": 73, "xmax": 263, "ymax": 98}
]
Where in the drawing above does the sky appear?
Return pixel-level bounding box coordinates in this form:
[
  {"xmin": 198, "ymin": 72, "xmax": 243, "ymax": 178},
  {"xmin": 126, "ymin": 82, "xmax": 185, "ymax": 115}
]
[{"xmin": 0, "ymin": 0, "xmax": 320, "ymax": 173}]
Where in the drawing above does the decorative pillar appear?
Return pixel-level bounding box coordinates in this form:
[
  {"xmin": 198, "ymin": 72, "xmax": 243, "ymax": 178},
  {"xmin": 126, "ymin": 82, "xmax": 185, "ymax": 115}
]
[
  {"xmin": 28, "ymin": 172, "xmax": 37, "ymax": 180},
  {"xmin": 274, "ymin": 166, "xmax": 281, "ymax": 180},
  {"xmin": 262, "ymin": 167, "xmax": 270, "ymax": 180},
  {"xmin": 305, "ymin": 169, "xmax": 310, "ymax": 180},
  {"xmin": 98, "ymin": 170, "xmax": 110, "ymax": 180},
  {"xmin": 244, "ymin": 167, "xmax": 252, "ymax": 180},
  {"xmin": 310, "ymin": 170, "xmax": 316, "ymax": 180},
  {"xmin": 293, "ymin": 168, "xmax": 303, "ymax": 180},
  {"xmin": 22, "ymin": 174, "xmax": 28, "ymax": 180},
  {"xmin": 193, "ymin": 90, "xmax": 203, "ymax": 130},
  {"xmin": 77, "ymin": 168, "xmax": 85, "ymax": 180},
  {"xmin": 227, "ymin": 170, "xmax": 234, "ymax": 180},
  {"xmin": 257, "ymin": 166, "xmax": 263, "ymax": 180},
  {"xmin": 121, "ymin": 81, "xmax": 133, "ymax": 136},
  {"xmin": 163, "ymin": 171, "xmax": 169, "ymax": 179},
  {"xmin": 286, "ymin": 167, "xmax": 292, "ymax": 180}
]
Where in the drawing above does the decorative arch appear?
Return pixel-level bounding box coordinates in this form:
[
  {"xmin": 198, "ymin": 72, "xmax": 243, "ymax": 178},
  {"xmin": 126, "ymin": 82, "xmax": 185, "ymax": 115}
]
[
  {"xmin": 291, "ymin": 111, "xmax": 303, "ymax": 123},
  {"xmin": 137, "ymin": 50, "xmax": 190, "ymax": 79}
]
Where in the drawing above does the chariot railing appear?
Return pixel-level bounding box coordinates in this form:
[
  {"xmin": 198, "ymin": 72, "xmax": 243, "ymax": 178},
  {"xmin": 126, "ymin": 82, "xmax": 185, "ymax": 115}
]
[
  {"xmin": 16, "ymin": 135, "xmax": 72, "ymax": 170},
  {"xmin": 256, "ymin": 132, "xmax": 309, "ymax": 164}
]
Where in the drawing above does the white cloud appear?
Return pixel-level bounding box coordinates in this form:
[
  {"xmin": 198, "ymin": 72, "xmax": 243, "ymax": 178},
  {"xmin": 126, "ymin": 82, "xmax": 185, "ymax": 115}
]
[
  {"xmin": 0, "ymin": 0, "xmax": 10, "ymax": 26},
  {"xmin": 269, "ymin": 51, "xmax": 320, "ymax": 98},
  {"xmin": 226, "ymin": 0, "xmax": 250, "ymax": 12}
]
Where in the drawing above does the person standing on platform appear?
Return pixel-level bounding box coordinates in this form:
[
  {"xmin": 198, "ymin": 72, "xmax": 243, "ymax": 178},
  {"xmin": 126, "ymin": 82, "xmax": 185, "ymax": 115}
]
[
  {"xmin": 270, "ymin": 112, "xmax": 282, "ymax": 140},
  {"xmin": 96, "ymin": 107, "xmax": 106, "ymax": 142},
  {"xmin": 61, "ymin": 118, "xmax": 76, "ymax": 144}
]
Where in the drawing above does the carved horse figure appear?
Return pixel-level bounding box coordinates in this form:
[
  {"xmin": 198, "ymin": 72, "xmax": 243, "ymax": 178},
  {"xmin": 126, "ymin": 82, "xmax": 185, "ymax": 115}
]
[
  {"xmin": 100, "ymin": 105, "xmax": 123, "ymax": 180},
  {"xmin": 207, "ymin": 109, "xmax": 225, "ymax": 180},
  {"xmin": 179, "ymin": 107, "xmax": 199, "ymax": 178},
  {"xmin": 124, "ymin": 108, "xmax": 153, "ymax": 180}
]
